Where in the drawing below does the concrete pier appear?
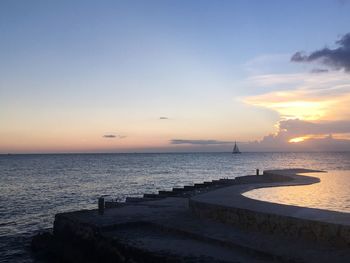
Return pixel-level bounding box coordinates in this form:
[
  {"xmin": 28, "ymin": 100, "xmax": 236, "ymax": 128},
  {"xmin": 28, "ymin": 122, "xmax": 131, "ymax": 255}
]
[
  {"xmin": 33, "ymin": 169, "xmax": 350, "ymax": 262},
  {"xmin": 98, "ymin": 197, "xmax": 104, "ymax": 215}
]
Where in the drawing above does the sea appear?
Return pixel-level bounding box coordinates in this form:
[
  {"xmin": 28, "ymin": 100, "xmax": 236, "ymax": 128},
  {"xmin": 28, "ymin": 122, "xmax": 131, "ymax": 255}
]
[
  {"xmin": 244, "ymin": 170, "xmax": 350, "ymax": 213},
  {"xmin": 1, "ymin": 152, "xmax": 350, "ymax": 262}
]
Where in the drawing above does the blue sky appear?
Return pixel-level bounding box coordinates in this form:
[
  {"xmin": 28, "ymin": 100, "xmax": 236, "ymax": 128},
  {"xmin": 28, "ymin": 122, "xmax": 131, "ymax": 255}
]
[{"xmin": 1, "ymin": 0, "xmax": 350, "ymax": 153}]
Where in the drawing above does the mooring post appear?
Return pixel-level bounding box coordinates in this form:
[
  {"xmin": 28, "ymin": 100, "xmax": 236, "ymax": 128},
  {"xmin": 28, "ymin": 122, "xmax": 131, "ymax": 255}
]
[
  {"xmin": 98, "ymin": 197, "xmax": 105, "ymax": 215},
  {"xmin": 256, "ymin": 169, "xmax": 259, "ymax": 176}
]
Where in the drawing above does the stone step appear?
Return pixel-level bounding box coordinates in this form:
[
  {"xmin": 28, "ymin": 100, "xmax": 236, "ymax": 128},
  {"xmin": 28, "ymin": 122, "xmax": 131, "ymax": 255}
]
[
  {"xmin": 154, "ymin": 222, "xmax": 272, "ymax": 260},
  {"xmin": 218, "ymin": 178, "xmax": 235, "ymax": 184},
  {"xmin": 143, "ymin": 193, "xmax": 161, "ymax": 198},
  {"xmin": 151, "ymin": 212, "xmax": 349, "ymax": 263},
  {"xmin": 105, "ymin": 201, "xmax": 123, "ymax": 208},
  {"xmin": 172, "ymin": 187, "xmax": 185, "ymax": 192},
  {"xmin": 158, "ymin": 190, "xmax": 179, "ymax": 197},
  {"xmin": 194, "ymin": 183, "xmax": 207, "ymax": 188},
  {"xmin": 125, "ymin": 197, "xmax": 154, "ymax": 203},
  {"xmin": 103, "ymin": 222, "xmax": 270, "ymax": 263}
]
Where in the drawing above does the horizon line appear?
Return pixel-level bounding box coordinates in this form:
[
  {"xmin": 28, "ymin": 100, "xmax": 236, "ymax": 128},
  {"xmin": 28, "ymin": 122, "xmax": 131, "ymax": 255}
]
[{"xmin": 1, "ymin": 150, "xmax": 350, "ymax": 155}]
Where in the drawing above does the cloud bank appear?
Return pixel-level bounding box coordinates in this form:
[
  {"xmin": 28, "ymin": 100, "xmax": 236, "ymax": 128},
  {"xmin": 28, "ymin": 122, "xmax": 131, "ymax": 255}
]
[
  {"xmin": 291, "ymin": 33, "xmax": 350, "ymax": 72},
  {"xmin": 169, "ymin": 120, "xmax": 350, "ymax": 152},
  {"xmin": 171, "ymin": 139, "xmax": 233, "ymax": 145},
  {"xmin": 279, "ymin": 119, "xmax": 350, "ymax": 136},
  {"xmin": 243, "ymin": 119, "xmax": 350, "ymax": 152}
]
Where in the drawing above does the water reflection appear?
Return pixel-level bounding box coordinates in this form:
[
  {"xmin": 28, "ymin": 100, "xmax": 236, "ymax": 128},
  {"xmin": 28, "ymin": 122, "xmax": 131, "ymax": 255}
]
[{"xmin": 243, "ymin": 170, "xmax": 350, "ymax": 213}]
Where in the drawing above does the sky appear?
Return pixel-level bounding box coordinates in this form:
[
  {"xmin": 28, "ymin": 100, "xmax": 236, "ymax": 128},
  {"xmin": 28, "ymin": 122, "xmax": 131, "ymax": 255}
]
[{"xmin": 1, "ymin": 0, "xmax": 350, "ymax": 153}]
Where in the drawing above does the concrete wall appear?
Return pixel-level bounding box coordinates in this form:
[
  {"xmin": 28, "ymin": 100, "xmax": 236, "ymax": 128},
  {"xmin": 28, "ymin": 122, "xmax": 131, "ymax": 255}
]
[{"xmin": 189, "ymin": 199, "xmax": 350, "ymax": 248}]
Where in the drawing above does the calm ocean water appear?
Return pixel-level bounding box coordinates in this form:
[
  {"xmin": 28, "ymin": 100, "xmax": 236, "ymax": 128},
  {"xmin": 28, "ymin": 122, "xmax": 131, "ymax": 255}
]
[
  {"xmin": 244, "ymin": 170, "xmax": 350, "ymax": 213},
  {"xmin": 1, "ymin": 152, "xmax": 350, "ymax": 262}
]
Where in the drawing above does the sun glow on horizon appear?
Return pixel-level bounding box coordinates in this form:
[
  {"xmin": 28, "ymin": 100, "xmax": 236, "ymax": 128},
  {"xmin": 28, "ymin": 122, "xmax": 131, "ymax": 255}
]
[{"xmin": 289, "ymin": 136, "xmax": 308, "ymax": 143}]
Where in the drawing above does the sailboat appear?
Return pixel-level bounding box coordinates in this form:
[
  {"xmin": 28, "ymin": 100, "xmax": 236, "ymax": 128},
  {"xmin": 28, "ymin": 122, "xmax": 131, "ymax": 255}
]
[{"xmin": 232, "ymin": 141, "xmax": 241, "ymax": 154}]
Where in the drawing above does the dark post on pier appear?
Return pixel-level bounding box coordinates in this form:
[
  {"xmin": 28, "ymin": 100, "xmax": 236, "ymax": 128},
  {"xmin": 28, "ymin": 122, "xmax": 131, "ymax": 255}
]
[
  {"xmin": 256, "ymin": 169, "xmax": 260, "ymax": 176},
  {"xmin": 98, "ymin": 197, "xmax": 104, "ymax": 215}
]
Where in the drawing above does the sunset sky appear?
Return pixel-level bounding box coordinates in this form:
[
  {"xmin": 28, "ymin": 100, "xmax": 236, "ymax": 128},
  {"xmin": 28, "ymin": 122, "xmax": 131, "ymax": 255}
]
[{"xmin": 1, "ymin": 0, "xmax": 350, "ymax": 153}]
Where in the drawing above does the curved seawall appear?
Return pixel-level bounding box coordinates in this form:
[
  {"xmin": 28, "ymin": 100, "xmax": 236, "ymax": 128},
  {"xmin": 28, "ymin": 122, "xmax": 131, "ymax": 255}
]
[
  {"xmin": 32, "ymin": 168, "xmax": 350, "ymax": 262},
  {"xmin": 190, "ymin": 169, "xmax": 350, "ymax": 247}
]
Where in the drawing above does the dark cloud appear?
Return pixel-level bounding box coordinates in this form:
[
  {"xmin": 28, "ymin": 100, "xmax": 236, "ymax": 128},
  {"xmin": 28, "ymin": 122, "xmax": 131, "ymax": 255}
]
[
  {"xmin": 159, "ymin": 117, "xmax": 169, "ymax": 120},
  {"xmin": 103, "ymin": 134, "xmax": 116, "ymax": 138},
  {"xmin": 311, "ymin": 68, "xmax": 329, "ymax": 73},
  {"xmin": 171, "ymin": 139, "xmax": 233, "ymax": 145},
  {"xmin": 291, "ymin": 33, "xmax": 350, "ymax": 72},
  {"xmin": 279, "ymin": 119, "xmax": 350, "ymax": 136},
  {"xmin": 103, "ymin": 134, "xmax": 127, "ymax": 139}
]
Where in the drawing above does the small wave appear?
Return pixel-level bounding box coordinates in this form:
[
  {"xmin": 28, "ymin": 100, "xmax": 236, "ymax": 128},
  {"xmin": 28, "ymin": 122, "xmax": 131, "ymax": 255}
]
[
  {"xmin": 150, "ymin": 170, "xmax": 172, "ymax": 175},
  {"xmin": 0, "ymin": 221, "xmax": 17, "ymax": 227}
]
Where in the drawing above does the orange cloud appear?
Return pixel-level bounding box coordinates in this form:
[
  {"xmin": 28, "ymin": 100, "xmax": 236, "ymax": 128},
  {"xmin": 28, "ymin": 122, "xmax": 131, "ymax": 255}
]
[{"xmin": 244, "ymin": 71, "xmax": 350, "ymax": 121}]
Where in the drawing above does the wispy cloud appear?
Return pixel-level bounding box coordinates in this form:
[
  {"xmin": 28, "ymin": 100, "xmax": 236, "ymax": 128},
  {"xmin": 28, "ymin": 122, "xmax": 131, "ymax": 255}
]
[
  {"xmin": 244, "ymin": 54, "xmax": 292, "ymax": 74},
  {"xmin": 102, "ymin": 133, "xmax": 127, "ymax": 139},
  {"xmin": 103, "ymin": 134, "xmax": 116, "ymax": 138},
  {"xmin": 170, "ymin": 139, "xmax": 234, "ymax": 145},
  {"xmin": 291, "ymin": 33, "xmax": 350, "ymax": 72},
  {"xmin": 311, "ymin": 68, "xmax": 329, "ymax": 74},
  {"xmin": 244, "ymin": 71, "xmax": 350, "ymax": 120},
  {"xmin": 159, "ymin": 117, "xmax": 169, "ymax": 120}
]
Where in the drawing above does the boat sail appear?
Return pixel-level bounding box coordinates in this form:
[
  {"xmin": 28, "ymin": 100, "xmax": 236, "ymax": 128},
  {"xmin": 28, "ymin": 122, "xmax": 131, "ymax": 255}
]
[{"xmin": 232, "ymin": 141, "xmax": 241, "ymax": 154}]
